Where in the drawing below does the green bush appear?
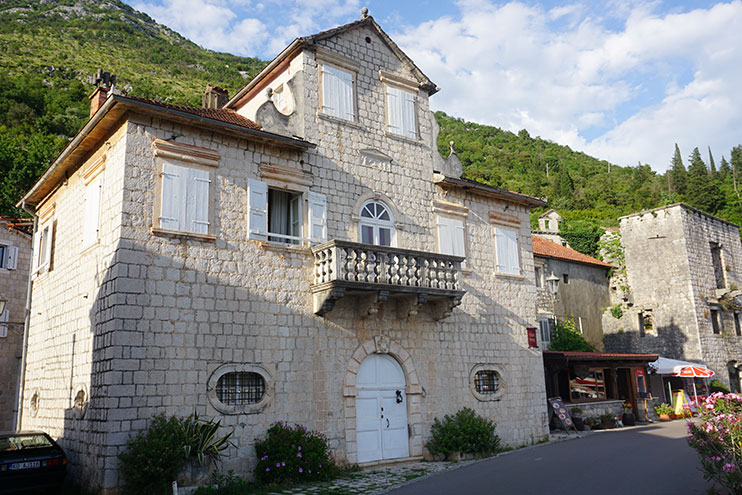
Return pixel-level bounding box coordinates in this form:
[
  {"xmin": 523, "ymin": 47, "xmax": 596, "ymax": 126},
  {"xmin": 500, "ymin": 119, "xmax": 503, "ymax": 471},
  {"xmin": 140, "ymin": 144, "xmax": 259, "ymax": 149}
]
[
  {"xmin": 254, "ymin": 422, "xmax": 335, "ymax": 485},
  {"xmin": 709, "ymin": 379, "xmax": 731, "ymax": 394},
  {"xmin": 193, "ymin": 470, "xmax": 252, "ymax": 495},
  {"xmin": 425, "ymin": 408, "xmax": 501, "ymax": 457},
  {"xmin": 118, "ymin": 414, "xmax": 233, "ymax": 495},
  {"xmin": 654, "ymin": 403, "xmax": 673, "ymax": 415},
  {"xmin": 549, "ymin": 319, "xmax": 594, "ymax": 352}
]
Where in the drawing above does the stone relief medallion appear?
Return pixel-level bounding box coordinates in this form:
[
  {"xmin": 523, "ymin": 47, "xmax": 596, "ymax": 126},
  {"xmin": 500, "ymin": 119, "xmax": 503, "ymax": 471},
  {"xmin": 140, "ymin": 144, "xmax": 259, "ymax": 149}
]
[{"xmin": 374, "ymin": 335, "xmax": 390, "ymax": 353}]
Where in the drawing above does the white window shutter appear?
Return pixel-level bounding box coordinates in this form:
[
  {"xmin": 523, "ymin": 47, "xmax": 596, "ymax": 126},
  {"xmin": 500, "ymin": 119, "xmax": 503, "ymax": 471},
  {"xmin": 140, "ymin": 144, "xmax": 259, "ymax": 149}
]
[
  {"xmin": 322, "ymin": 67, "xmax": 338, "ymax": 115},
  {"xmin": 452, "ymin": 218, "xmax": 466, "ymax": 265},
  {"xmin": 42, "ymin": 223, "xmax": 54, "ymax": 270},
  {"xmin": 437, "ymin": 216, "xmax": 453, "ymax": 255},
  {"xmin": 0, "ymin": 309, "xmax": 7, "ymax": 338},
  {"xmin": 496, "ymin": 227, "xmax": 519, "ymax": 275},
  {"xmin": 82, "ymin": 177, "xmax": 101, "ymax": 248},
  {"xmin": 248, "ymin": 178, "xmax": 268, "ymax": 240},
  {"xmin": 505, "ymin": 228, "xmax": 520, "ymax": 274},
  {"xmin": 402, "ymin": 90, "xmax": 416, "ymax": 139},
  {"xmin": 189, "ymin": 168, "xmax": 211, "ymax": 234},
  {"xmin": 339, "ymin": 69, "xmax": 354, "ymax": 120},
  {"xmin": 31, "ymin": 229, "xmax": 40, "ymax": 273},
  {"xmin": 308, "ymin": 191, "xmax": 327, "ymax": 243},
  {"xmin": 160, "ymin": 162, "xmax": 182, "ymax": 231},
  {"xmin": 6, "ymin": 246, "xmax": 18, "ymax": 270},
  {"xmin": 387, "ymin": 86, "xmax": 402, "ymax": 134}
]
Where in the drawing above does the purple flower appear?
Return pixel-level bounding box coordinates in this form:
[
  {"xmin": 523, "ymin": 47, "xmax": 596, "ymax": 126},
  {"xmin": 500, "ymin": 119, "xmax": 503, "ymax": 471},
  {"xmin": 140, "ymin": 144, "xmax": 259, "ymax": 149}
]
[
  {"xmin": 281, "ymin": 461, "xmax": 286, "ymax": 467},
  {"xmin": 276, "ymin": 462, "xmax": 281, "ymax": 467},
  {"xmin": 297, "ymin": 453, "xmax": 302, "ymax": 458},
  {"xmin": 723, "ymin": 463, "xmax": 735, "ymax": 473},
  {"xmin": 266, "ymin": 468, "xmax": 270, "ymax": 472},
  {"xmin": 308, "ymin": 469, "xmax": 312, "ymax": 473},
  {"xmin": 299, "ymin": 468, "xmax": 303, "ymax": 473},
  {"xmin": 298, "ymin": 446, "xmax": 302, "ymax": 451}
]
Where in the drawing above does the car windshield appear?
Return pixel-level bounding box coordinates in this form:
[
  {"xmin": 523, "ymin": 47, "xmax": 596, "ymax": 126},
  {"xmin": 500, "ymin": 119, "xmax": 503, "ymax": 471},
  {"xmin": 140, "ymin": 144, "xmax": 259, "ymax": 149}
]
[{"xmin": 0, "ymin": 435, "xmax": 53, "ymax": 452}]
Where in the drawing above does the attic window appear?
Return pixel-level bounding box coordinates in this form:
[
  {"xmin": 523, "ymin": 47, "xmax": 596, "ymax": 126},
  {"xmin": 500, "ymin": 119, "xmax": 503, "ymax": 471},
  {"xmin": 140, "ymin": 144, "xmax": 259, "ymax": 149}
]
[{"xmin": 365, "ymin": 36, "xmax": 371, "ymax": 43}]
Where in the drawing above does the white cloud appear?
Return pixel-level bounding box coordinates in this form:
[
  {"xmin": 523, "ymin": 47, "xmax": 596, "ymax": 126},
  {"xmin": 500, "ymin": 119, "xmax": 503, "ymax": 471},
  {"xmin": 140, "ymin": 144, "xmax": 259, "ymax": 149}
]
[{"xmin": 393, "ymin": 1, "xmax": 742, "ymax": 171}]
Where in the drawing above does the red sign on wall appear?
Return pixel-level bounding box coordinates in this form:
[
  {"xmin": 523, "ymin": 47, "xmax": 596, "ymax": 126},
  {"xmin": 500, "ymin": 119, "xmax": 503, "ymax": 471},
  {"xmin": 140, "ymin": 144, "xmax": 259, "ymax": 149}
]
[{"xmin": 527, "ymin": 327, "xmax": 538, "ymax": 348}]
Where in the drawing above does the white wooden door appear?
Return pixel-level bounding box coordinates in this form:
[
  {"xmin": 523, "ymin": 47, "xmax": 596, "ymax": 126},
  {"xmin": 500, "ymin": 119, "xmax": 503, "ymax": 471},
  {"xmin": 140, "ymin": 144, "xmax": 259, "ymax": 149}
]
[{"xmin": 356, "ymin": 354, "xmax": 409, "ymax": 463}]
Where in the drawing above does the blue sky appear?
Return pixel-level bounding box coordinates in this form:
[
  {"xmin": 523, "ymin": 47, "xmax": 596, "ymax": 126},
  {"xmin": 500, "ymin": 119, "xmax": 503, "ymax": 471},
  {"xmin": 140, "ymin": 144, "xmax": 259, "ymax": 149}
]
[{"xmin": 126, "ymin": 0, "xmax": 742, "ymax": 172}]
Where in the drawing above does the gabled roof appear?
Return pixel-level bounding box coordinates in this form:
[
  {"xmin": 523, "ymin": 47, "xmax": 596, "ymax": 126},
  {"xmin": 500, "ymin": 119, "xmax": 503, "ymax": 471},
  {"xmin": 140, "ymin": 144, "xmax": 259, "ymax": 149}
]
[
  {"xmin": 227, "ymin": 14, "xmax": 438, "ymax": 110},
  {"xmin": 126, "ymin": 95, "xmax": 262, "ymax": 130},
  {"xmin": 532, "ymin": 236, "xmax": 612, "ymax": 269}
]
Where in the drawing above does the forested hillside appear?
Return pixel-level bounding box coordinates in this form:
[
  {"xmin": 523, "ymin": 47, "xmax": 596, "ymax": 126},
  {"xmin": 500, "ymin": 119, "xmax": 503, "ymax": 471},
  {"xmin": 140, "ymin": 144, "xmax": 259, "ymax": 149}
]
[{"xmin": 1, "ymin": 0, "xmax": 741, "ymax": 251}]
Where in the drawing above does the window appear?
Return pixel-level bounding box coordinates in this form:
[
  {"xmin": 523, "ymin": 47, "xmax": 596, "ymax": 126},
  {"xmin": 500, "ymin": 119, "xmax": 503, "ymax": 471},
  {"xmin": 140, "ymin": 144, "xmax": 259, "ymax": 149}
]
[
  {"xmin": 0, "ymin": 309, "xmax": 8, "ymax": 338},
  {"xmin": 437, "ymin": 215, "xmax": 466, "ymax": 266},
  {"xmin": 474, "ymin": 370, "xmax": 500, "ymax": 395},
  {"xmin": 248, "ymin": 179, "xmax": 327, "ymax": 244},
  {"xmin": 0, "ymin": 243, "xmax": 18, "ymax": 270},
  {"xmin": 710, "ymin": 243, "xmax": 725, "ymax": 289},
  {"xmin": 535, "ymin": 266, "xmax": 543, "ymax": 288},
  {"xmin": 82, "ymin": 174, "xmax": 102, "ymax": 249},
  {"xmin": 639, "ymin": 309, "xmax": 654, "ymax": 337},
  {"xmin": 321, "ymin": 64, "xmax": 355, "ymax": 121},
  {"xmin": 562, "ymin": 274, "xmax": 569, "ymax": 284},
  {"xmin": 711, "ymin": 309, "xmax": 722, "ymax": 335},
  {"xmin": 539, "ymin": 317, "xmax": 553, "ymax": 345},
  {"xmin": 494, "ymin": 227, "xmax": 520, "ymax": 275},
  {"xmin": 570, "ymin": 368, "xmax": 606, "ymax": 401},
  {"xmin": 159, "ymin": 161, "xmax": 211, "ymax": 235},
  {"xmin": 32, "ymin": 221, "xmax": 54, "ymax": 275},
  {"xmin": 735, "ymin": 312, "xmax": 741, "ymax": 336},
  {"xmin": 216, "ymin": 372, "xmax": 265, "ymax": 406},
  {"xmin": 359, "ymin": 200, "xmax": 394, "ymax": 246},
  {"xmin": 386, "ymin": 85, "xmax": 416, "ymax": 139}
]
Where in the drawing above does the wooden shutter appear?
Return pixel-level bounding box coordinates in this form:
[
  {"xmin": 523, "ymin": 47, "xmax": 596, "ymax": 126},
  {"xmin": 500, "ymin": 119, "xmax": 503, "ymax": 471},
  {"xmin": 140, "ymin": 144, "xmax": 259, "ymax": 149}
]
[
  {"xmin": 5, "ymin": 245, "xmax": 18, "ymax": 270},
  {"xmin": 189, "ymin": 167, "xmax": 211, "ymax": 234},
  {"xmin": 308, "ymin": 191, "xmax": 327, "ymax": 243},
  {"xmin": 322, "ymin": 66, "xmax": 338, "ymax": 116},
  {"xmin": 160, "ymin": 161, "xmax": 183, "ymax": 231},
  {"xmin": 437, "ymin": 216, "xmax": 453, "ymax": 255},
  {"xmin": 31, "ymin": 229, "xmax": 40, "ymax": 273},
  {"xmin": 248, "ymin": 179, "xmax": 268, "ymax": 240},
  {"xmin": 386, "ymin": 86, "xmax": 402, "ymax": 134},
  {"xmin": 438, "ymin": 216, "xmax": 466, "ymax": 266},
  {"xmin": 338, "ymin": 68, "xmax": 354, "ymax": 120},
  {"xmin": 82, "ymin": 176, "xmax": 102, "ymax": 248},
  {"xmin": 495, "ymin": 227, "xmax": 519, "ymax": 275},
  {"xmin": 0, "ymin": 309, "xmax": 7, "ymax": 338},
  {"xmin": 402, "ymin": 90, "xmax": 416, "ymax": 139}
]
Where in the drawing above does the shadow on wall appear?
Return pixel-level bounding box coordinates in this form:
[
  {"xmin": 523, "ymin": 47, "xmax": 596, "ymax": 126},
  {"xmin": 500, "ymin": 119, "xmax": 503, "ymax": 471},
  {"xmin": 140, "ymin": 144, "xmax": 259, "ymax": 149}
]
[{"xmin": 604, "ymin": 317, "xmax": 689, "ymax": 360}]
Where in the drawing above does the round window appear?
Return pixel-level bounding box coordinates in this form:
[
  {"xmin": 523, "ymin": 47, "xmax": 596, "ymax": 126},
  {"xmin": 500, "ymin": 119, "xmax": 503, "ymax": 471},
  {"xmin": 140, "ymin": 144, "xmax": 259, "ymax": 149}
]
[
  {"xmin": 474, "ymin": 370, "xmax": 500, "ymax": 395},
  {"xmin": 216, "ymin": 372, "xmax": 265, "ymax": 406}
]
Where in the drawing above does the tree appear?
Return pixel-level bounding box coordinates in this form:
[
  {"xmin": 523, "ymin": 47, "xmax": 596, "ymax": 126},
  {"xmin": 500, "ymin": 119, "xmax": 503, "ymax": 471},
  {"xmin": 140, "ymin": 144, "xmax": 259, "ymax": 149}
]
[
  {"xmin": 686, "ymin": 147, "xmax": 724, "ymax": 214},
  {"xmin": 708, "ymin": 146, "xmax": 716, "ymax": 177},
  {"xmin": 669, "ymin": 143, "xmax": 687, "ymax": 195},
  {"xmin": 719, "ymin": 156, "xmax": 731, "ymax": 180},
  {"xmin": 550, "ymin": 319, "xmax": 594, "ymax": 352}
]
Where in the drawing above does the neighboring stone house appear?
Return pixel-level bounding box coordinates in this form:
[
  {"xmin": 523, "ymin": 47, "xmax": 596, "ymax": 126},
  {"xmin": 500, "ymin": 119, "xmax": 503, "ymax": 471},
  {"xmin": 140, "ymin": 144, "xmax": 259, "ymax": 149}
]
[
  {"xmin": 0, "ymin": 220, "xmax": 32, "ymax": 431},
  {"xmin": 17, "ymin": 12, "xmax": 549, "ymax": 492},
  {"xmin": 532, "ymin": 236, "xmax": 612, "ymax": 350},
  {"xmin": 532, "ymin": 209, "xmax": 566, "ymax": 247},
  {"xmin": 603, "ymin": 203, "xmax": 742, "ymax": 392}
]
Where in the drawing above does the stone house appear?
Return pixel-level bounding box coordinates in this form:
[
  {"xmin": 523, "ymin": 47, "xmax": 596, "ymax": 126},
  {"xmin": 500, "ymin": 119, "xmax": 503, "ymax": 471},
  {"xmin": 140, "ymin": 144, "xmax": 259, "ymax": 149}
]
[
  {"xmin": 0, "ymin": 220, "xmax": 32, "ymax": 431},
  {"xmin": 532, "ymin": 236, "xmax": 612, "ymax": 351},
  {"xmin": 17, "ymin": 12, "xmax": 549, "ymax": 492},
  {"xmin": 603, "ymin": 203, "xmax": 742, "ymax": 393}
]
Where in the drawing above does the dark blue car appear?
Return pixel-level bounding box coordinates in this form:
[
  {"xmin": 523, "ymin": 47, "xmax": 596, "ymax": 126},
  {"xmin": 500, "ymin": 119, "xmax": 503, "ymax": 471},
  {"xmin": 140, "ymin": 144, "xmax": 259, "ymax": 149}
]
[{"xmin": 0, "ymin": 432, "xmax": 67, "ymax": 494}]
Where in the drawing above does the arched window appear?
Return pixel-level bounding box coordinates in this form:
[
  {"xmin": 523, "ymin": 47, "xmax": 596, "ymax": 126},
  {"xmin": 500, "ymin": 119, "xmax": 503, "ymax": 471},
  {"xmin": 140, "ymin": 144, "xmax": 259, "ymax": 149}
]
[{"xmin": 359, "ymin": 200, "xmax": 395, "ymax": 246}]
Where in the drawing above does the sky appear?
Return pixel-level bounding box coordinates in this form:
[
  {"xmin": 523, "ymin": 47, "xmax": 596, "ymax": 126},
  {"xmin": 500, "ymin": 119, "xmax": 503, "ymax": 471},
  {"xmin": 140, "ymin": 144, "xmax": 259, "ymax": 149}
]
[{"xmin": 126, "ymin": 0, "xmax": 742, "ymax": 172}]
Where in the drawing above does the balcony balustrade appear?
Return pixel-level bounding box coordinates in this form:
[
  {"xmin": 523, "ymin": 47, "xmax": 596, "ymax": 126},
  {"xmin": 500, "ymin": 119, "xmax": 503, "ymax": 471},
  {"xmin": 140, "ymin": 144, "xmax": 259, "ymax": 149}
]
[{"xmin": 311, "ymin": 240, "xmax": 465, "ymax": 319}]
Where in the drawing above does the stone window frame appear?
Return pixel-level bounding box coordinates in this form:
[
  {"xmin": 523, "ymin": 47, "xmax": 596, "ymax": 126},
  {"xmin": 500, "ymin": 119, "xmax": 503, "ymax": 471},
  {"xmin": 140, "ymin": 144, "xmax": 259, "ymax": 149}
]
[
  {"xmin": 151, "ymin": 139, "xmax": 219, "ymax": 242},
  {"xmin": 469, "ymin": 364, "xmax": 505, "ymax": 401},
  {"xmin": 316, "ymin": 49, "xmax": 360, "ymax": 125},
  {"xmin": 351, "ymin": 192, "xmax": 403, "ymax": 246},
  {"xmin": 710, "ymin": 307, "xmax": 723, "ymax": 335},
  {"xmin": 379, "ymin": 70, "xmax": 421, "ymax": 142},
  {"xmin": 489, "ymin": 211, "xmax": 523, "ymax": 279},
  {"xmin": 207, "ymin": 363, "xmax": 273, "ymax": 415}
]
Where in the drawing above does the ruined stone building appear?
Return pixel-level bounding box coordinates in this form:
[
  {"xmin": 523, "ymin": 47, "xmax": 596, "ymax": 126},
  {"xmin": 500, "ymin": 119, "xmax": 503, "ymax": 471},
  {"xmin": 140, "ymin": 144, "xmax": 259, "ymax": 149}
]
[
  {"xmin": 532, "ymin": 236, "xmax": 612, "ymax": 350},
  {"xmin": 0, "ymin": 220, "xmax": 32, "ymax": 431},
  {"xmin": 17, "ymin": 12, "xmax": 549, "ymax": 491},
  {"xmin": 603, "ymin": 204, "xmax": 742, "ymax": 393}
]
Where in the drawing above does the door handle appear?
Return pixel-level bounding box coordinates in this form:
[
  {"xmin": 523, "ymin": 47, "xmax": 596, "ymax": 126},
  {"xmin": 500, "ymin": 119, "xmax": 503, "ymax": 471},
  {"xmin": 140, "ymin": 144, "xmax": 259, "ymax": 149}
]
[
  {"xmin": 396, "ymin": 390, "xmax": 403, "ymax": 403},
  {"xmin": 386, "ymin": 418, "xmax": 390, "ymax": 428}
]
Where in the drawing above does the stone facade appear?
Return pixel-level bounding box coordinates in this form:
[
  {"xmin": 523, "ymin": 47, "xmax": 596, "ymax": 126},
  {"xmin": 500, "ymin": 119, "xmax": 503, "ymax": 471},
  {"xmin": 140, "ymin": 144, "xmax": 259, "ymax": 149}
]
[
  {"xmin": 0, "ymin": 223, "xmax": 32, "ymax": 431},
  {"xmin": 19, "ymin": 16, "xmax": 549, "ymax": 493},
  {"xmin": 603, "ymin": 204, "xmax": 742, "ymax": 390}
]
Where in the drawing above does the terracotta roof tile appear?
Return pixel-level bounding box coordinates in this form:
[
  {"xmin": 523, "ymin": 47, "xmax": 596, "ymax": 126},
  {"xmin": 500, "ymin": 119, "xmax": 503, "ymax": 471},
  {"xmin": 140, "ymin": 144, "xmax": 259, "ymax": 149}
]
[
  {"xmin": 125, "ymin": 95, "xmax": 261, "ymax": 131},
  {"xmin": 532, "ymin": 236, "xmax": 613, "ymax": 268}
]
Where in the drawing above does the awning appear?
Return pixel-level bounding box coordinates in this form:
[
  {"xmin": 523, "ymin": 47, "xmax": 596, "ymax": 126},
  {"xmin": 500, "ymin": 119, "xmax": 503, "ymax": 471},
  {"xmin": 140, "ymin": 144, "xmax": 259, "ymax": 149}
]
[{"xmin": 648, "ymin": 357, "xmax": 714, "ymax": 376}]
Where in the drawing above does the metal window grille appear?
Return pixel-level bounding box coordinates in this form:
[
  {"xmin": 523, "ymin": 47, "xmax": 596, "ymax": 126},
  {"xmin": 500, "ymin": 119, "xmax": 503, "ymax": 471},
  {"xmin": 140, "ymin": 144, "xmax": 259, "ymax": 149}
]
[
  {"xmin": 474, "ymin": 370, "xmax": 500, "ymax": 394},
  {"xmin": 216, "ymin": 372, "xmax": 265, "ymax": 405}
]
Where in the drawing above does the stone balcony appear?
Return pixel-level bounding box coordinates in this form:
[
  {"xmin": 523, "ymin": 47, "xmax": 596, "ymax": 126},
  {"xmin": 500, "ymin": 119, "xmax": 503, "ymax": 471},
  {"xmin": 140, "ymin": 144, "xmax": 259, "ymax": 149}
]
[{"xmin": 311, "ymin": 240, "xmax": 466, "ymax": 319}]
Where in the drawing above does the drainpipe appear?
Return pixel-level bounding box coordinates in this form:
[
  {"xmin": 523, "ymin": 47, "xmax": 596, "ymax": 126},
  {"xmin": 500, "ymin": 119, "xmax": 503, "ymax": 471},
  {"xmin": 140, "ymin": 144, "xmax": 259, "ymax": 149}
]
[{"xmin": 14, "ymin": 201, "xmax": 36, "ymax": 431}]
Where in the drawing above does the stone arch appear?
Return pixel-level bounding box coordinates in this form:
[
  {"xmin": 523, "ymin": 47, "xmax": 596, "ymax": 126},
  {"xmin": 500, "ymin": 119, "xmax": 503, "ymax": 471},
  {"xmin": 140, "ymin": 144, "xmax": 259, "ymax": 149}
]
[
  {"xmin": 350, "ymin": 192, "xmax": 404, "ymax": 240},
  {"xmin": 342, "ymin": 337, "xmax": 423, "ymax": 464}
]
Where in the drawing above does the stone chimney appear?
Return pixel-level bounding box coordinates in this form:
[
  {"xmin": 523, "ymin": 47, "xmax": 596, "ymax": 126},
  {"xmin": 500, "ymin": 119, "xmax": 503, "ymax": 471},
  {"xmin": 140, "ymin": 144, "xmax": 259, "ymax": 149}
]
[
  {"xmin": 89, "ymin": 69, "xmax": 116, "ymax": 117},
  {"xmin": 203, "ymin": 85, "xmax": 229, "ymax": 109}
]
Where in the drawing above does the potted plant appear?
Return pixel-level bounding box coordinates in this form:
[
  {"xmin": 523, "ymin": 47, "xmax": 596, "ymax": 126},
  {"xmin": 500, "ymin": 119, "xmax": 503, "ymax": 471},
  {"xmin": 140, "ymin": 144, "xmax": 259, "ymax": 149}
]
[
  {"xmin": 654, "ymin": 403, "xmax": 673, "ymax": 421},
  {"xmin": 621, "ymin": 402, "xmax": 635, "ymax": 426},
  {"xmin": 570, "ymin": 407, "xmax": 585, "ymax": 431},
  {"xmin": 600, "ymin": 413, "xmax": 616, "ymax": 429}
]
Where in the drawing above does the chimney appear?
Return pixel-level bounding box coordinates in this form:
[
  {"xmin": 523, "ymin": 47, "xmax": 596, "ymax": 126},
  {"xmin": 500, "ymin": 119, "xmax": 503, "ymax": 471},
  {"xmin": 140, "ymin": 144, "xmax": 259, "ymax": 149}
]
[
  {"xmin": 203, "ymin": 85, "xmax": 229, "ymax": 109},
  {"xmin": 89, "ymin": 69, "xmax": 116, "ymax": 117}
]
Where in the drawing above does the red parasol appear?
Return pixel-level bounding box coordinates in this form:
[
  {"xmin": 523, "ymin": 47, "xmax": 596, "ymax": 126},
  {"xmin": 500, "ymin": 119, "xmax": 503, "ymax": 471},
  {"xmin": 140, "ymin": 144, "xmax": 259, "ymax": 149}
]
[{"xmin": 674, "ymin": 366, "xmax": 714, "ymax": 378}]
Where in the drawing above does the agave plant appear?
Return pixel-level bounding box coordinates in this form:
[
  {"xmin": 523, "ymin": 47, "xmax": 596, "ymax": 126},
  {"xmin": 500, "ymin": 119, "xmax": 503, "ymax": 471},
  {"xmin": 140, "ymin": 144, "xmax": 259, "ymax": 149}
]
[{"xmin": 180, "ymin": 412, "xmax": 234, "ymax": 466}]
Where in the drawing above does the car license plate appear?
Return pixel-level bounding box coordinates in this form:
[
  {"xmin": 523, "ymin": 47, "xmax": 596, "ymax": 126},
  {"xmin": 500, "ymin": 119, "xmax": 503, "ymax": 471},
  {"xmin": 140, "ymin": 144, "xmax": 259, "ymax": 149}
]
[{"xmin": 9, "ymin": 461, "xmax": 41, "ymax": 470}]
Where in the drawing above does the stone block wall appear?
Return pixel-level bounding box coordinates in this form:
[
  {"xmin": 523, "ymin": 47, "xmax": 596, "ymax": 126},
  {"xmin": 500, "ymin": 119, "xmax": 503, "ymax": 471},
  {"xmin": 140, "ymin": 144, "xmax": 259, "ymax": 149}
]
[{"xmin": 0, "ymin": 225, "xmax": 32, "ymax": 430}]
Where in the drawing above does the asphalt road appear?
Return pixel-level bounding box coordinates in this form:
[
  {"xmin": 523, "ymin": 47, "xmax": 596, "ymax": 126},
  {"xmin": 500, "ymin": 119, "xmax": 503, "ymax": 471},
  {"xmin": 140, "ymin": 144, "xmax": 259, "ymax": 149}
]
[{"xmin": 389, "ymin": 420, "xmax": 708, "ymax": 495}]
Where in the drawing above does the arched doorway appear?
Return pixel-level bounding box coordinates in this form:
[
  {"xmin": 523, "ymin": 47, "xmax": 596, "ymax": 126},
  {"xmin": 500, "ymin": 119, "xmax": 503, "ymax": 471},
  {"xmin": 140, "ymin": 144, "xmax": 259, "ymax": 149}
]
[
  {"xmin": 728, "ymin": 361, "xmax": 740, "ymax": 393},
  {"xmin": 355, "ymin": 353, "xmax": 409, "ymax": 463}
]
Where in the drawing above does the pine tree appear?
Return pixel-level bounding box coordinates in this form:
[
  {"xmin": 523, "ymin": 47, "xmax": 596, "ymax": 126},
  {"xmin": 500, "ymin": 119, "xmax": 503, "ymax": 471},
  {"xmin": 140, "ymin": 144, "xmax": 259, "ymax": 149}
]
[
  {"xmin": 686, "ymin": 147, "xmax": 723, "ymax": 213},
  {"xmin": 708, "ymin": 146, "xmax": 716, "ymax": 177},
  {"xmin": 669, "ymin": 143, "xmax": 687, "ymax": 195},
  {"xmin": 719, "ymin": 156, "xmax": 731, "ymax": 179}
]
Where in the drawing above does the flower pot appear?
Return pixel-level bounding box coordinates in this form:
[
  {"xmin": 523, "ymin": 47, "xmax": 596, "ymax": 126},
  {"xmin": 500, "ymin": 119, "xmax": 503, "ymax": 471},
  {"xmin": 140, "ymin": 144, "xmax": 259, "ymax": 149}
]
[
  {"xmin": 600, "ymin": 418, "xmax": 615, "ymax": 429},
  {"xmin": 622, "ymin": 412, "xmax": 635, "ymax": 426},
  {"xmin": 177, "ymin": 458, "xmax": 213, "ymax": 487},
  {"xmin": 573, "ymin": 417, "xmax": 585, "ymax": 431},
  {"xmin": 659, "ymin": 413, "xmax": 671, "ymax": 421}
]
